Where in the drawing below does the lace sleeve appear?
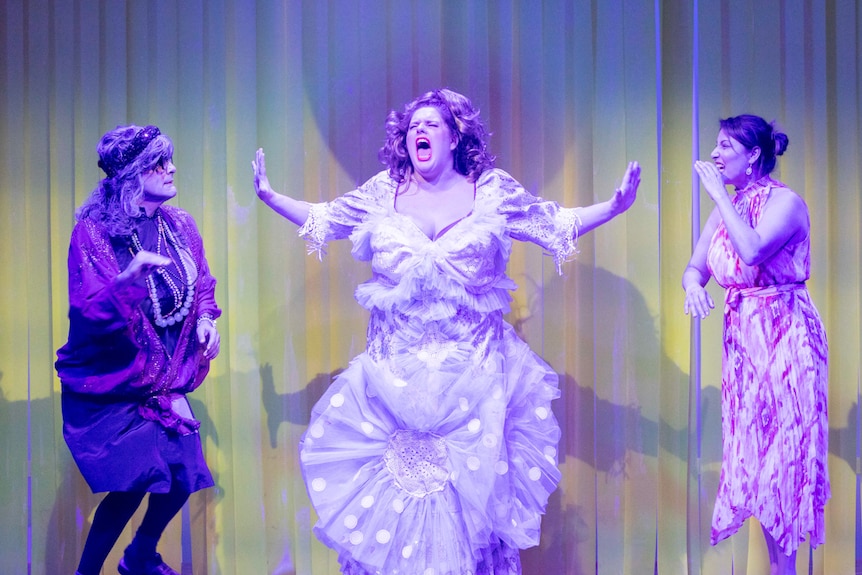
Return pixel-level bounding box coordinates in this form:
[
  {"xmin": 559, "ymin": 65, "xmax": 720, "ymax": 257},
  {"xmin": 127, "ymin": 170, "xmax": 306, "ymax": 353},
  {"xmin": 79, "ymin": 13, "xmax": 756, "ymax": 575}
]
[
  {"xmin": 297, "ymin": 203, "xmax": 329, "ymax": 260},
  {"xmin": 297, "ymin": 171, "xmax": 394, "ymax": 259},
  {"xmin": 547, "ymin": 207, "xmax": 582, "ymax": 273},
  {"xmin": 484, "ymin": 169, "xmax": 581, "ymax": 274}
]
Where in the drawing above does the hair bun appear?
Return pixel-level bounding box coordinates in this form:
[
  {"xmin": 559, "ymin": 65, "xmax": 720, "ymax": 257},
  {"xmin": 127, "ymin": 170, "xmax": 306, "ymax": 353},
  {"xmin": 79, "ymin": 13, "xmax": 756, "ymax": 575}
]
[{"xmin": 772, "ymin": 131, "xmax": 789, "ymax": 156}]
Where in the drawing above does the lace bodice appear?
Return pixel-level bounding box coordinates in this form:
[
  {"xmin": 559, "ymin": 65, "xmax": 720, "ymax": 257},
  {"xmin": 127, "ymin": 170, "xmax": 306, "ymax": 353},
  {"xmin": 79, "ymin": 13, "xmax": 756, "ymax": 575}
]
[{"xmin": 299, "ymin": 168, "xmax": 580, "ymax": 314}]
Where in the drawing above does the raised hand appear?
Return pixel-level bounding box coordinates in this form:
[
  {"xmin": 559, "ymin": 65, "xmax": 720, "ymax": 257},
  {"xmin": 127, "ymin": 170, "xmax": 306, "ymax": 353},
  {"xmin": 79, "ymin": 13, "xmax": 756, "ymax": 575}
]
[
  {"xmin": 694, "ymin": 160, "xmax": 729, "ymax": 204},
  {"xmin": 610, "ymin": 161, "xmax": 640, "ymax": 216},
  {"xmin": 250, "ymin": 147, "xmax": 310, "ymax": 226},
  {"xmin": 253, "ymin": 148, "xmax": 274, "ymax": 200}
]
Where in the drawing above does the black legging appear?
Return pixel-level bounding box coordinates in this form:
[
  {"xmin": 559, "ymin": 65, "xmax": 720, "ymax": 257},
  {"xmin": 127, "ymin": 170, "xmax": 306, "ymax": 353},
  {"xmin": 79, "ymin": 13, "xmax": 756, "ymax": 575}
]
[{"xmin": 77, "ymin": 483, "xmax": 190, "ymax": 575}]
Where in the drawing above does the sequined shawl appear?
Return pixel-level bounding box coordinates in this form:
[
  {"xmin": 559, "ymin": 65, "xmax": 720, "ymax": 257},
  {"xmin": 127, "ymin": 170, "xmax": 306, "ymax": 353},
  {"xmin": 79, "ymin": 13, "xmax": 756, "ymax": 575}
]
[{"xmin": 55, "ymin": 205, "xmax": 220, "ymax": 400}]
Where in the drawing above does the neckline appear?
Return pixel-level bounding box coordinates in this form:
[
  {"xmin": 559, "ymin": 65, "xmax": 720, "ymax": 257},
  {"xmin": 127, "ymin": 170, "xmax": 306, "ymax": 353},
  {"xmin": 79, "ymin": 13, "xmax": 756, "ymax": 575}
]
[
  {"xmin": 737, "ymin": 175, "xmax": 773, "ymax": 195},
  {"xmin": 393, "ymin": 180, "xmax": 477, "ymax": 242},
  {"xmin": 135, "ymin": 205, "xmax": 163, "ymax": 223}
]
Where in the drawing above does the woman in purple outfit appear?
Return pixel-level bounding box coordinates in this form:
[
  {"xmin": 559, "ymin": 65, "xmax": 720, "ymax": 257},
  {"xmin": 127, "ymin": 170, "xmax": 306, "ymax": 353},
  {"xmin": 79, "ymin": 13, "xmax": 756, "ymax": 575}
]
[
  {"xmin": 253, "ymin": 88, "xmax": 640, "ymax": 575},
  {"xmin": 683, "ymin": 115, "xmax": 829, "ymax": 575},
  {"xmin": 56, "ymin": 125, "xmax": 221, "ymax": 575}
]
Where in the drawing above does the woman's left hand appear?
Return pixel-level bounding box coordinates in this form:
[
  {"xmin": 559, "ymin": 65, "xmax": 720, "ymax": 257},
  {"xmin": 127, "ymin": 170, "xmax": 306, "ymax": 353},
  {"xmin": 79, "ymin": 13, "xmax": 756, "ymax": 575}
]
[
  {"xmin": 197, "ymin": 320, "xmax": 220, "ymax": 360},
  {"xmin": 610, "ymin": 161, "xmax": 640, "ymax": 216}
]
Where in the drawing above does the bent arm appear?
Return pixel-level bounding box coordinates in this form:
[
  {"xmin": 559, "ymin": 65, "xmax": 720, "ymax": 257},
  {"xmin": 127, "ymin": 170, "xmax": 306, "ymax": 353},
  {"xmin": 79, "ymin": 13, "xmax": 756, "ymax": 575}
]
[
  {"xmin": 714, "ymin": 188, "xmax": 807, "ymax": 266},
  {"xmin": 694, "ymin": 162, "xmax": 807, "ymax": 266},
  {"xmin": 66, "ymin": 223, "xmax": 151, "ymax": 334}
]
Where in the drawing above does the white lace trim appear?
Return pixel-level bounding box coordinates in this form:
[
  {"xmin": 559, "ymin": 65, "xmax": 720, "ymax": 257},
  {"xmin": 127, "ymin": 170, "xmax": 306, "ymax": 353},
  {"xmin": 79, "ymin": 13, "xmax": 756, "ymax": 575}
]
[
  {"xmin": 297, "ymin": 203, "xmax": 329, "ymax": 260},
  {"xmin": 549, "ymin": 207, "xmax": 581, "ymax": 274}
]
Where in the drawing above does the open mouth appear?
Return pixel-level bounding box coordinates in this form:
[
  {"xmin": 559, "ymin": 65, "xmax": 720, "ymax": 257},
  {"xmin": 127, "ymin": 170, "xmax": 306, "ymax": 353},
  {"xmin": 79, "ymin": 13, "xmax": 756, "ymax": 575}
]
[{"xmin": 416, "ymin": 137, "xmax": 431, "ymax": 162}]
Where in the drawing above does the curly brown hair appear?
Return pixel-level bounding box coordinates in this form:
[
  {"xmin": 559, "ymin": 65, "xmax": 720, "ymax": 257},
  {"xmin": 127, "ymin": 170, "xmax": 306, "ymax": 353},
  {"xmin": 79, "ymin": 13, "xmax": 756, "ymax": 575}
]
[
  {"xmin": 77, "ymin": 125, "xmax": 174, "ymax": 236},
  {"xmin": 378, "ymin": 88, "xmax": 496, "ymax": 183}
]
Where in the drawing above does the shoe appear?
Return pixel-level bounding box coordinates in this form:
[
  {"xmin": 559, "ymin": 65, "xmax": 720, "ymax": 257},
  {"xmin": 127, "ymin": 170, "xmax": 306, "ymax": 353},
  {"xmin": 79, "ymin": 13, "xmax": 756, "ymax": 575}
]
[{"xmin": 117, "ymin": 552, "xmax": 180, "ymax": 575}]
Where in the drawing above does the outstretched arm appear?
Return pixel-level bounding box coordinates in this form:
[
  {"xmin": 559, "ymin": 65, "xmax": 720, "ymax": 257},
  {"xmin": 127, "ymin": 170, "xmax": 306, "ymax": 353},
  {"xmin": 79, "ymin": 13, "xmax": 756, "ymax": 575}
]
[
  {"xmin": 574, "ymin": 161, "xmax": 640, "ymax": 235},
  {"xmin": 253, "ymin": 148, "xmax": 311, "ymax": 226}
]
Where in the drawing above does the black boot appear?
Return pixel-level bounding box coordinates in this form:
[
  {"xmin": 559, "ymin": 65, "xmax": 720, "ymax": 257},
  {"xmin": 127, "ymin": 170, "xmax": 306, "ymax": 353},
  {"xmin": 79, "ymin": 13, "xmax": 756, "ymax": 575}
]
[{"xmin": 118, "ymin": 547, "xmax": 180, "ymax": 575}]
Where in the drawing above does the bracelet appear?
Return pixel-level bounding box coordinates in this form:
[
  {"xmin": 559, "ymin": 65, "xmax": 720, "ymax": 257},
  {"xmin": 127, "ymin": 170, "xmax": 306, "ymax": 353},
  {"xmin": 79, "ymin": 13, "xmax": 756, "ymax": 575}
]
[{"xmin": 196, "ymin": 314, "xmax": 217, "ymax": 328}]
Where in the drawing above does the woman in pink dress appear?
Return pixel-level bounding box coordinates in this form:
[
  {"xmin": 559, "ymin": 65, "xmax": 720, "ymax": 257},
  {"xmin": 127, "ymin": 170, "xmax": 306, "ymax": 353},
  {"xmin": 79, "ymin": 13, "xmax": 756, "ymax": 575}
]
[
  {"xmin": 683, "ymin": 114, "xmax": 829, "ymax": 574},
  {"xmin": 253, "ymin": 88, "xmax": 640, "ymax": 575}
]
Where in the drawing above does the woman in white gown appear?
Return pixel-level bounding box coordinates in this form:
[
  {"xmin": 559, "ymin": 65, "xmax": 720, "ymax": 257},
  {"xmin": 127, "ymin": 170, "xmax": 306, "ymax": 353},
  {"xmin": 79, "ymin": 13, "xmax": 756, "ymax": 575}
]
[{"xmin": 253, "ymin": 88, "xmax": 640, "ymax": 575}]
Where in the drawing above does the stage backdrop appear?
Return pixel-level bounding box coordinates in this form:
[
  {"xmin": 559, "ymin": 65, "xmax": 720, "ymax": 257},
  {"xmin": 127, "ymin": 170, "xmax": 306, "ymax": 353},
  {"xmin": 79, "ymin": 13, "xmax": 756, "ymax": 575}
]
[{"xmin": 1, "ymin": 1, "xmax": 859, "ymax": 574}]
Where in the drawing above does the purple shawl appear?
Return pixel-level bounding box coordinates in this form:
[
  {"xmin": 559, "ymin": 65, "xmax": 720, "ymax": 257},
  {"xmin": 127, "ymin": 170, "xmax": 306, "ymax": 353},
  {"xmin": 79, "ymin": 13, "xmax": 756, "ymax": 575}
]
[{"xmin": 56, "ymin": 205, "xmax": 220, "ymax": 429}]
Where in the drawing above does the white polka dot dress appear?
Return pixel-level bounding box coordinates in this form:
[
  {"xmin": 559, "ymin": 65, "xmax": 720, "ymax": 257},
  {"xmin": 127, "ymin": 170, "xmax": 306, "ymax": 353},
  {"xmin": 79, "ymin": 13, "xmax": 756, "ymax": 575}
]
[{"xmin": 298, "ymin": 169, "xmax": 572, "ymax": 574}]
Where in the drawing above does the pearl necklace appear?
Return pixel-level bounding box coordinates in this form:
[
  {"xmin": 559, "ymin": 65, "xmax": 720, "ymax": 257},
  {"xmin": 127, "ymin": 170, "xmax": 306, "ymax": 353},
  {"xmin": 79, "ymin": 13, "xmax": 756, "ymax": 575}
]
[{"xmin": 131, "ymin": 213, "xmax": 198, "ymax": 328}]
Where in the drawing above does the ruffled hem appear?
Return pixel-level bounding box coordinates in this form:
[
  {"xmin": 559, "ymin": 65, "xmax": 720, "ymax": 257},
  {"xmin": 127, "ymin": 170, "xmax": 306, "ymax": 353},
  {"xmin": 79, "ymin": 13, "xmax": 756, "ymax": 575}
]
[
  {"xmin": 300, "ymin": 325, "xmax": 560, "ymax": 574},
  {"xmin": 711, "ymin": 480, "xmax": 830, "ymax": 555},
  {"xmin": 711, "ymin": 511, "xmax": 828, "ymax": 556},
  {"xmin": 711, "ymin": 434, "xmax": 830, "ymax": 555}
]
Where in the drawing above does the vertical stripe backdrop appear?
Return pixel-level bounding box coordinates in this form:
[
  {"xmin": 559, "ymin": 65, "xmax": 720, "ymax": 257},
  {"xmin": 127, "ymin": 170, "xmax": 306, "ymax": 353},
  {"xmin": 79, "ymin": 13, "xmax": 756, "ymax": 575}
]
[{"xmin": 0, "ymin": 1, "xmax": 859, "ymax": 574}]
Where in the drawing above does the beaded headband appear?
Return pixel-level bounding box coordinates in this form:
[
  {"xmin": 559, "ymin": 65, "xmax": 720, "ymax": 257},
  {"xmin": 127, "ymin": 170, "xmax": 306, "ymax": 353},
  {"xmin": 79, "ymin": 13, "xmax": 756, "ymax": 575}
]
[{"xmin": 98, "ymin": 125, "xmax": 161, "ymax": 178}]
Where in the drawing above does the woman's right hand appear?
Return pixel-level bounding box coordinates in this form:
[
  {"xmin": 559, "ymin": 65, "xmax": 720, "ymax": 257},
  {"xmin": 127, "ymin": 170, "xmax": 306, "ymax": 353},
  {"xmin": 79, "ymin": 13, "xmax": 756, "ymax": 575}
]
[
  {"xmin": 252, "ymin": 148, "xmax": 273, "ymax": 200},
  {"xmin": 683, "ymin": 283, "xmax": 715, "ymax": 319},
  {"xmin": 116, "ymin": 250, "xmax": 171, "ymax": 287},
  {"xmin": 694, "ymin": 161, "xmax": 730, "ymax": 205},
  {"xmin": 250, "ymin": 148, "xmax": 310, "ymax": 226}
]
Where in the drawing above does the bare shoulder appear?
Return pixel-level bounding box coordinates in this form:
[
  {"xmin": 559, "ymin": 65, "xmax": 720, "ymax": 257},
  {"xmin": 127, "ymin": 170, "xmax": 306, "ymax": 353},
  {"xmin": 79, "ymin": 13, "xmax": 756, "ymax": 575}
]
[
  {"xmin": 766, "ymin": 184, "xmax": 808, "ymax": 215},
  {"xmin": 764, "ymin": 184, "xmax": 810, "ymax": 241},
  {"xmin": 769, "ymin": 181, "xmax": 805, "ymax": 201}
]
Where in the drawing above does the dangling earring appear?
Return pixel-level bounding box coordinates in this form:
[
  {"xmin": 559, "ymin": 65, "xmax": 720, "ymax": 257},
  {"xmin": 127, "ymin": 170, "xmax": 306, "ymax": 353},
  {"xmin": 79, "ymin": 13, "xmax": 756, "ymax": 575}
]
[{"xmin": 745, "ymin": 165, "xmax": 752, "ymax": 176}]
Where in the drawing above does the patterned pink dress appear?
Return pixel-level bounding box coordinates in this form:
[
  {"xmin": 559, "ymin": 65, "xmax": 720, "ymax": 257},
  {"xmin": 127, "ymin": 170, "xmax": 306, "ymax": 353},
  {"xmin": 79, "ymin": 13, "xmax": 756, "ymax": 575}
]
[{"xmin": 706, "ymin": 177, "xmax": 830, "ymax": 555}]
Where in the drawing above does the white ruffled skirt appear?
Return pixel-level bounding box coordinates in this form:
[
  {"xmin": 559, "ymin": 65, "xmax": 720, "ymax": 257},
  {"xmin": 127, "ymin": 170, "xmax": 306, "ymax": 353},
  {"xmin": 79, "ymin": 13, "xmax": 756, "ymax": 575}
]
[{"xmin": 300, "ymin": 321, "xmax": 561, "ymax": 575}]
